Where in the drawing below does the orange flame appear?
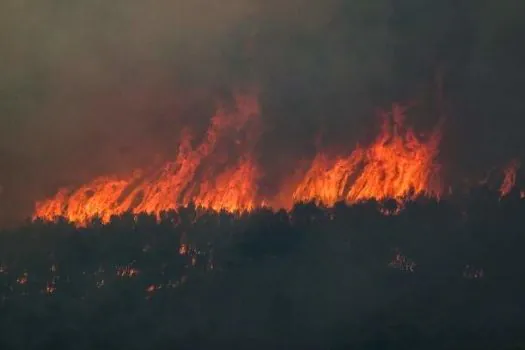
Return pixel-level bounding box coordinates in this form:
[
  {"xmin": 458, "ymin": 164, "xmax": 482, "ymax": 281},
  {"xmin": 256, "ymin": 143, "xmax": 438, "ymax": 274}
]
[
  {"xmin": 34, "ymin": 93, "xmax": 263, "ymax": 226},
  {"xmin": 33, "ymin": 97, "xmax": 442, "ymax": 226},
  {"xmin": 293, "ymin": 105, "xmax": 442, "ymax": 206},
  {"xmin": 500, "ymin": 160, "xmax": 520, "ymax": 197}
]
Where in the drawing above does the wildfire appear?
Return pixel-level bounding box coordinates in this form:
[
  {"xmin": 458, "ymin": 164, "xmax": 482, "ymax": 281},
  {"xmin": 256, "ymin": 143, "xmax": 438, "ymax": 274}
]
[
  {"xmin": 33, "ymin": 96, "xmax": 444, "ymax": 226},
  {"xmin": 500, "ymin": 160, "xmax": 520, "ymax": 197},
  {"xmin": 34, "ymin": 93, "xmax": 264, "ymax": 226},
  {"xmin": 293, "ymin": 105, "xmax": 442, "ymax": 206}
]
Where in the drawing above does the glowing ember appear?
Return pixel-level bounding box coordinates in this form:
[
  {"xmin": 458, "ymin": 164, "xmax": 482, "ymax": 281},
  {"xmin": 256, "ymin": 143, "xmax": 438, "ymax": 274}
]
[
  {"xmin": 17, "ymin": 273, "xmax": 28, "ymax": 285},
  {"xmin": 389, "ymin": 250, "xmax": 416, "ymax": 272},
  {"xmin": 45, "ymin": 282, "xmax": 57, "ymax": 294},
  {"xmin": 179, "ymin": 244, "xmax": 188, "ymax": 256},
  {"xmin": 117, "ymin": 265, "xmax": 140, "ymax": 278},
  {"xmin": 146, "ymin": 284, "xmax": 162, "ymax": 293}
]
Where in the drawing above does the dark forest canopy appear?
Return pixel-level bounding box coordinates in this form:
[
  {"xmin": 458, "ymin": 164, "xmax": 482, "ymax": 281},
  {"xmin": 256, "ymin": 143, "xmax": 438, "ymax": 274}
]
[{"xmin": 2, "ymin": 186, "xmax": 525, "ymax": 349}]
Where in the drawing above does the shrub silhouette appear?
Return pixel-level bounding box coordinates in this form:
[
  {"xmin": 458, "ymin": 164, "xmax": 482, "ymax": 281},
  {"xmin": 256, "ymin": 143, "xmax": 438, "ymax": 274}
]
[{"xmin": 1, "ymin": 187, "xmax": 525, "ymax": 349}]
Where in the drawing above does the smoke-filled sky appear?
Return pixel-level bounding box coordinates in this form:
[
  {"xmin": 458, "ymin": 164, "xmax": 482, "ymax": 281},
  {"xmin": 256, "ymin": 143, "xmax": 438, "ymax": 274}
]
[{"xmin": 1, "ymin": 0, "xmax": 525, "ymax": 224}]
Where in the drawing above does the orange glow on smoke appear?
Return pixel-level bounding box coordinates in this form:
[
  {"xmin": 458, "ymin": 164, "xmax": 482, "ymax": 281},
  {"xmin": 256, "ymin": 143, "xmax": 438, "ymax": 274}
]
[
  {"xmin": 34, "ymin": 94, "xmax": 263, "ymax": 226},
  {"xmin": 33, "ymin": 95, "xmax": 444, "ymax": 226}
]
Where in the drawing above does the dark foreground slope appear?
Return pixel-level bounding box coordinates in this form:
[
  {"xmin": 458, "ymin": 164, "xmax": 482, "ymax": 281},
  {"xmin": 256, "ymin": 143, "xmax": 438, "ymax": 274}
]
[{"xmin": 1, "ymin": 187, "xmax": 525, "ymax": 349}]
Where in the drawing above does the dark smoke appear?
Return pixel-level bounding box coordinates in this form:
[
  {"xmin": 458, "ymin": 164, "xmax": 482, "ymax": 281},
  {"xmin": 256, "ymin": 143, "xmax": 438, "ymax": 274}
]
[{"xmin": 1, "ymin": 0, "xmax": 525, "ymax": 225}]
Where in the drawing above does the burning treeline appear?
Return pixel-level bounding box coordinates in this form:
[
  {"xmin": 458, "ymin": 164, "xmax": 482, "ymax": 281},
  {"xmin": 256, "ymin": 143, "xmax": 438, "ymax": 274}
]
[{"xmin": 33, "ymin": 92, "xmax": 519, "ymax": 226}]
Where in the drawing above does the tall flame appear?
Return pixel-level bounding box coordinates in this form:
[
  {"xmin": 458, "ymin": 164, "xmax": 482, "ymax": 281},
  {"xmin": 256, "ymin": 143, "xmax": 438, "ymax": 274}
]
[
  {"xmin": 293, "ymin": 105, "xmax": 442, "ymax": 206},
  {"xmin": 34, "ymin": 97, "xmax": 443, "ymax": 226},
  {"xmin": 34, "ymin": 93, "xmax": 263, "ymax": 226}
]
